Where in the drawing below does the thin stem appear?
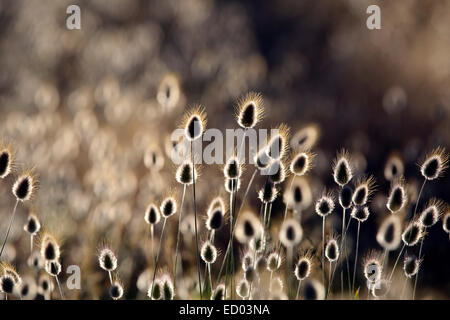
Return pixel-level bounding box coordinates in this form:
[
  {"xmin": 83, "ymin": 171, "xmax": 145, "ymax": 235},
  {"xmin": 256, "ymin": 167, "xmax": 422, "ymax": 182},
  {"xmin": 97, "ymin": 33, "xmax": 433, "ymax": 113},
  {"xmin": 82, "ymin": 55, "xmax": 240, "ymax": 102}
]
[
  {"xmin": 150, "ymin": 225, "xmax": 154, "ymax": 262},
  {"xmin": 412, "ymin": 236, "xmax": 425, "ymax": 300},
  {"xmin": 174, "ymin": 184, "xmax": 187, "ymax": 288},
  {"xmin": 55, "ymin": 275, "xmax": 65, "ymax": 300},
  {"xmin": 352, "ymin": 221, "xmax": 361, "ymax": 295},
  {"xmin": 322, "ymin": 216, "xmax": 326, "ymax": 293},
  {"xmin": 207, "ymin": 264, "xmax": 213, "ymax": 296},
  {"xmin": 296, "ymin": 279, "xmax": 302, "ymax": 299},
  {"xmin": 400, "ymin": 276, "xmax": 409, "ymax": 300},
  {"xmin": 0, "ymin": 199, "xmax": 19, "ymax": 258},
  {"xmin": 108, "ymin": 270, "xmax": 112, "ymax": 284},
  {"xmin": 238, "ymin": 169, "xmax": 258, "ymax": 217},
  {"xmin": 150, "ymin": 218, "xmax": 168, "ymax": 296},
  {"xmin": 412, "ymin": 179, "xmax": 426, "ymax": 219},
  {"xmin": 30, "ymin": 235, "xmax": 34, "ymax": 253},
  {"xmin": 328, "ymin": 261, "xmax": 333, "ymax": 297},
  {"xmin": 389, "ymin": 243, "xmax": 406, "ymax": 281}
]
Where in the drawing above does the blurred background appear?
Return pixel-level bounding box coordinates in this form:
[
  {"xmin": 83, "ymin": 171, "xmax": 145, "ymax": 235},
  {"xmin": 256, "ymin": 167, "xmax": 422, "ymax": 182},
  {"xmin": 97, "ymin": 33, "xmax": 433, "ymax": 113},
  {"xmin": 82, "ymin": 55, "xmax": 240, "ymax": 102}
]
[{"xmin": 0, "ymin": 0, "xmax": 448, "ymax": 299}]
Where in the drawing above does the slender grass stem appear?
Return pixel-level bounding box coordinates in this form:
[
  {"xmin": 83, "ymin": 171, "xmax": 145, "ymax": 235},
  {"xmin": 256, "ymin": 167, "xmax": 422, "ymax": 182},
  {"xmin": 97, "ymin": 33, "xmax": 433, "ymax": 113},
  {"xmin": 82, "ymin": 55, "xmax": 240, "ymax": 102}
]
[
  {"xmin": 30, "ymin": 235, "xmax": 34, "ymax": 253},
  {"xmin": 389, "ymin": 243, "xmax": 406, "ymax": 281},
  {"xmin": 150, "ymin": 225, "xmax": 154, "ymax": 262},
  {"xmin": 174, "ymin": 184, "xmax": 187, "ymax": 288},
  {"xmin": 150, "ymin": 217, "xmax": 167, "ymax": 297},
  {"xmin": 352, "ymin": 221, "xmax": 361, "ymax": 294},
  {"xmin": 296, "ymin": 279, "xmax": 302, "ymax": 299},
  {"xmin": 412, "ymin": 179, "xmax": 426, "ymax": 219},
  {"xmin": 55, "ymin": 275, "xmax": 65, "ymax": 300},
  {"xmin": 412, "ymin": 236, "xmax": 425, "ymax": 300},
  {"xmin": 322, "ymin": 216, "xmax": 326, "ymax": 293},
  {"xmin": 0, "ymin": 199, "xmax": 19, "ymax": 258},
  {"xmin": 108, "ymin": 270, "xmax": 112, "ymax": 284}
]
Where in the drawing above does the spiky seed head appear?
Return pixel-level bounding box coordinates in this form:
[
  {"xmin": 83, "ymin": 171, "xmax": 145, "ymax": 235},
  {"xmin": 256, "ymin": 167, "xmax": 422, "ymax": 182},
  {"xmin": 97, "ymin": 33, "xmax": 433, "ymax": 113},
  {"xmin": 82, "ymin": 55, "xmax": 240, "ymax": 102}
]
[
  {"xmin": 352, "ymin": 176, "xmax": 376, "ymax": 206},
  {"xmin": 211, "ymin": 284, "xmax": 226, "ymax": 300},
  {"xmin": 24, "ymin": 214, "xmax": 41, "ymax": 235},
  {"xmin": 386, "ymin": 178, "xmax": 407, "ymax": 213},
  {"xmin": 144, "ymin": 203, "xmax": 161, "ymax": 225},
  {"xmin": 224, "ymin": 156, "xmax": 242, "ymax": 179},
  {"xmin": 339, "ymin": 185, "xmax": 353, "ymax": 209},
  {"xmin": 371, "ymin": 279, "xmax": 390, "ymax": 298},
  {"xmin": 279, "ymin": 218, "xmax": 303, "ymax": 248},
  {"xmin": 332, "ymin": 150, "xmax": 353, "ymax": 186},
  {"xmin": 290, "ymin": 124, "xmax": 320, "ymax": 151},
  {"xmin": 268, "ymin": 160, "xmax": 287, "ymax": 185},
  {"xmin": 236, "ymin": 278, "xmax": 250, "ymax": 298},
  {"xmin": 45, "ymin": 260, "xmax": 61, "ymax": 277},
  {"xmin": 161, "ymin": 274, "xmax": 174, "ymax": 300},
  {"xmin": 351, "ymin": 206, "xmax": 371, "ymax": 223},
  {"xmin": 40, "ymin": 233, "xmax": 60, "ymax": 261},
  {"xmin": 1, "ymin": 263, "xmax": 21, "ymax": 285},
  {"xmin": 258, "ymin": 181, "xmax": 278, "ymax": 203},
  {"xmin": 235, "ymin": 212, "xmax": 262, "ymax": 244},
  {"xmin": 236, "ymin": 92, "xmax": 264, "ymax": 129},
  {"xmin": 362, "ymin": 252, "xmax": 383, "ymax": 283},
  {"xmin": 110, "ymin": 281, "xmax": 124, "ymax": 300},
  {"xmin": 242, "ymin": 251, "xmax": 254, "ymax": 271},
  {"xmin": 225, "ymin": 177, "xmax": 241, "ymax": 193},
  {"xmin": 200, "ymin": 241, "xmax": 217, "ymax": 264},
  {"xmin": 19, "ymin": 277, "xmax": 37, "ymax": 300},
  {"xmin": 443, "ymin": 212, "xmax": 450, "ymax": 234},
  {"xmin": 419, "ymin": 198, "xmax": 444, "ymax": 228},
  {"xmin": 295, "ymin": 255, "xmax": 313, "ymax": 280},
  {"xmin": 284, "ymin": 177, "xmax": 312, "ymax": 211},
  {"xmin": 143, "ymin": 146, "xmax": 165, "ymax": 171},
  {"xmin": 290, "ymin": 151, "xmax": 315, "ymax": 176},
  {"xmin": 0, "ymin": 143, "xmax": 13, "ymax": 179},
  {"xmin": 38, "ymin": 274, "xmax": 54, "ymax": 295},
  {"xmin": 402, "ymin": 221, "xmax": 424, "ymax": 246},
  {"xmin": 267, "ymin": 252, "xmax": 282, "ymax": 272},
  {"xmin": 0, "ymin": 274, "xmax": 15, "ymax": 294},
  {"xmin": 302, "ymin": 279, "xmax": 325, "ymax": 300},
  {"xmin": 420, "ymin": 147, "xmax": 448, "ymax": 180},
  {"xmin": 175, "ymin": 160, "xmax": 197, "ymax": 185},
  {"xmin": 182, "ymin": 106, "xmax": 207, "ymax": 141},
  {"xmin": 12, "ymin": 169, "xmax": 38, "ymax": 202},
  {"xmin": 266, "ymin": 124, "xmax": 290, "ymax": 160},
  {"xmin": 376, "ymin": 215, "xmax": 402, "ymax": 251},
  {"xmin": 28, "ymin": 251, "xmax": 44, "ymax": 270},
  {"xmin": 206, "ymin": 208, "xmax": 224, "ymax": 231},
  {"xmin": 99, "ymin": 248, "xmax": 118, "ymax": 272},
  {"xmin": 156, "ymin": 73, "xmax": 180, "ymax": 110},
  {"xmin": 403, "ymin": 256, "xmax": 421, "ymax": 278},
  {"xmin": 254, "ymin": 147, "xmax": 271, "ymax": 169},
  {"xmin": 384, "ymin": 154, "xmax": 404, "ymax": 181},
  {"xmin": 315, "ymin": 194, "xmax": 335, "ymax": 217},
  {"xmin": 249, "ymin": 235, "xmax": 266, "ymax": 253},
  {"xmin": 148, "ymin": 279, "xmax": 163, "ymax": 300},
  {"xmin": 325, "ymin": 238, "xmax": 339, "ymax": 262},
  {"xmin": 160, "ymin": 196, "xmax": 177, "ymax": 218},
  {"xmin": 255, "ymin": 256, "xmax": 267, "ymax": 274}
]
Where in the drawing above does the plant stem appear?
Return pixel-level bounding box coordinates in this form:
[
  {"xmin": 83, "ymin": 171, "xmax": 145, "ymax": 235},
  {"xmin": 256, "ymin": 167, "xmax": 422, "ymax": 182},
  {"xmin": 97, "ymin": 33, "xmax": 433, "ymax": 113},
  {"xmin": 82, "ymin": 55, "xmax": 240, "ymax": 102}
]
[
  {"xmin": 296, "ymin": 279, "xmax": 302, "ymax": 299},
  {"xmin": 322, "ymin": 216, "xmax": 326, "ymax": 293},
  {"xmin": 108, "ymin": 270, "xmax": 112, "ymax": 284},
  {"xmin": 0, "ymin": 199, "xmax": 19, "ymax": 258},
  {"xmin": 412, "ymin": 236, "xmax": 425, "ymax": 300},
  {"xmin": 150, "ymin": 217, "xmax": 167, "ymax": 297},
  {"xmin": 412, "ymin": 179, "xmax": 426, "ymax": 219},
  {"xmin": 55, "ymin": 275, "xmax": 65, "ymax": 300},
  {"xmin": 389, "ymin": 243, "xmax": 405, "ymax": 281},
  {"xmin": 174, "ymin": 184, "xmax": 187, "ymax": 288},
  {"xmin": 352, "ymin": 221, "xmax": 361, "ymax": 295}
]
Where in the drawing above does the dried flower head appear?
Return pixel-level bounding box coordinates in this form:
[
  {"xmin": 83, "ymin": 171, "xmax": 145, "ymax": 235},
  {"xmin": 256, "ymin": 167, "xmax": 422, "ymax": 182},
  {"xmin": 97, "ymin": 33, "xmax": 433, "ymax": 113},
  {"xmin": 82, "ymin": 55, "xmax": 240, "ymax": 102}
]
[
  {"xmin": 254, "ymin": 147, "xmax": 271, "ymax": 170},
  {"xmin": 258, "ymin": 181, "xmax": 278, "ymax": 203},
  {"xmin": 242, "ymin": 251, "xmax": 254, "ymax": 271},
  {"xmin": 144, "ymin": 203, "xmax": 161, "ymax": 225},
  {"xmin": 225, "ymin": 177, "xmax": 241, "ymax": 193},
  {"xmin": 267, "ymin": 252, "xmax": 282, "ymax": 272},
  {"xmin": 351, "ymin": 206, "xmax": 371, "ymax": 223},
  {"xmin": 284, "ymin": 177, "xmax": 313, "ymax": 211},
  {"xmin": 302, "ymin": 279, "xmax": 325, "ymax": 300},
  {"xmin": 290, "ymin": 124, "xmax": 320, "ymax": 151},
  {"xmin": 148, "ymin": 279, "xmax": 163, "ymax": 300},
  {"xmin": 386, "ymin": 177, "xmax": 407, "ymax": 213},
  {"xmin": 24, "ymin": 213, "xmax": 41, "ymax": 235},
  {"xmin": 175, "ymin": 160, "xmax": 197, "ymax": 185},
  {"xmin": 156, "ymin": 73, "xmax": 180, "ymax": 110},
  {"xmin": 403, "ymin": 255, "xmax": 421, "ymax": 278},
  {"xmin": 206, "ymin": 206, "xmax": 225, "ymax": 231},
  {"xmin": 249, "ymin": 234, "xmax": 266, "ymax": 253},
  {"xmin": 294, "ymin": 253, "xmax": 313, "ymax": 281},
  {"xmin": 332, "ymin": 149, "xmax": 353, "ymax": 186},
  {"xmin": 402, "ymin": 221, "xmax": 424, "ymax": 246},
  {"xmin": 40, "ymin": 233, "xmax": 61, "ymax": 261},
  {"xmin": 1, "ymin": 262, "xmax": 21, "ymax": 285},
  {"xmin": 182, "ymin": 106, "xmax": 207, "ymax": 141},
  {"xmin": 420, "ymin": 147, "xmax": 448, "ymax": 181},
  {"xmin": 279, "ymin": 218, "xmax": 303, "ymax": 248},
  {"xmin": 211, "ymin": 283, "xmax": 226, "ymax": 300},
  {"xmin": 339, "ymin": 185, "xmax": 353, "ymax": 209},
  {"xmin": 98, "ymin": 248, "xmax": 118, "ymax": 272},
  {"xmin": 0, "ymin": 141, "xmax": 13, "ymax": 179},
  {"xmin": 237, "ymin": 278, "xmax": 250, "ymax": 299},
  {"xmin": 362, "ymin": 251, "xmax": 383, "ymax": 283},
  {"xmin": 224, "ymin": 156, "xmax": 243, "ymax": 179},
  {"xmin": 290, "ymin": 151, "xmax": 315, "ymax": 176},
  {"xmin": 376, "ymin": 215, "xmax": 402, "ymax": 251},
  {"xmin": 28, "ymin": 251, "xmax": 44, "ymax": 270},
  {"xmin": 419, "ymin": 198, "xmax": 444, "ymax": 228},
  {"xmin": 110, "ymin": 280, "xmax": 124, "ymax": 300},
  {"xmin": 371, "ymin": 279, "xmax": 390, "ymax": 298},
  {"xmin": 443, "ymin": 211, "xmax": 450, "ymax": 234},
  {"xmin": 255, "ymin": 256, "xmax": 267, "ymax": 274},
  {"xmin": 19, "ymin": 277, "xmax": 37, "ymax": 300},
  {"xmin": 266, "ymin": 124, "xmax": 290, "ymax": 160},
  {"xmin": 200, "ymin": 241, "xmax": 218, "ymax": 264},
  {"xmin": 45, "ymin": 260, "xmax": 61, "ymax": 277},
  {"xmin": 244, "ymin": 266, "xmax": 256, "ymax": 283},
  {"xmin": 384, "ymin": 153, "xmax": 404, "ymax": 181},
  {"xmin": 0, "ymin": 274, "xmax": 15, "ymax": 294},
  {"xmin": 12, "ymin": 168, "xmax": 38, "ymax": 202},
  {"xmin": 352, "ymin": 176, "xmax": 376, "ymax": 206},
  {"xmin": 268, "ymin": 160, "xmax": 287, "ymax": 185},
  {"xmin": 235, "ymin": 211, "xmax": 263, "ymax": 244},
  {"xmin": 236, "ymin": 92, "xmax": 264, "ymax": 129},
  {"xmin": 38, "ymin": 274, "xmax": 54, "ymax": 296},
  {"xmin": 161, "ymin": 274, "xmax": 174, "ymax": 300},
  {"xmin": 315, "ymin": 193, "xmax": 335, "ymax": 217},
  {"xmin": 160, "ymin": 196, "xmax": 177, "ymax": 218},
  {"xmin": 325, "ymin": 237, "xmax": 340, "ymax": 262}
]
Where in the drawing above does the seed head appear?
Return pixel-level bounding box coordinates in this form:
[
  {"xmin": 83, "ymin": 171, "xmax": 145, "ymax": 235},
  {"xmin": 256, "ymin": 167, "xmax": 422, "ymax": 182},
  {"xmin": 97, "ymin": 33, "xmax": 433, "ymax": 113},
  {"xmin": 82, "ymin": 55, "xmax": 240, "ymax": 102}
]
[
  {"xmin": 224, "ymin": 156, "xmax": 242, "ymax": 179},
  {"xmin": 45, "ymin": 260, "xmax": 61, "ymax": 277},
  {"xmin": 235, "ymin": 211, "xmax": 262, "ymax": 244},
  {"xmin": 0, "ymin": 142, "xmax": 13, "ymax": 179},
  {"xmin": 12, "ymin": 169, "xmax": 38, "ymax": 202},
  {"xmin": 376, "ymin": 215, "xmax": 402, "ymax": 251},
  {"xmin": 268, "ymin": 160, "xmax": 287, "ymax": 184},
  {"xmin": 420, "ymin": 147, "xmax": 448, "ymax": 180},
  {"xmin": 279, "ymin": 218, "xmax": 303, "ymax": 248},
  {"xmin": 284, "ymin": 177, "xmax": 312, "ymax": 211},
  {"xmin": 302, "ymin": 279, "xmax": 325, "ymax": 300},
  {"xmin": 315, "ymin": 193, "xmax": 335, "ymax": 217},
  {"xmin": 1, "ymin": 263, "xmax": 21, "ymax": 285},
  {"xmin": 267, "ymin": 252, "xmax": 282, "ymax": 272},
  {"xmin": 175, "ymin": 160, "xmax": 197, "ymax": 185},
  {"xmin": 28, "ymin": 251, "xmax": 44, "ymax": 270},
  {"xmin": 266, "ymin": 124, "xmax": 290, "ymax": 160},
  {"xmin": 161, "ymin": 274, "xmax": 174, "ymax": 300},
  {"xmin": 443, "ymin": 211, "xmax": 450, "ymax": 234},
  {"xmin": 38, "ymin": 274, "xmax": 54, "ymax": 296},
  {"xmin": 294, "ymin": 253, "xmax": 313, "ymax": 280},
  {"xmin": 384, "ymin": 153, "xmax": 404, "ymax": 181},
  {"xmin": 0, "ymin": 274, "xmax": 15, "ymax": 294},
  {"xmin": 332, "ymin": 149, "xmax": 353, "ymax": 186},
  {"xmin": 236, "ymin": 92, "xmax": 264, "ymax": 129},
  {"xmin": 290, "ymin": 124, "xmax": 320, "ymax": 151},
  {"xmin": 249, "ymin": 234, "xmax": 266, "ymax": 253},
  {"xmin": 362, "ymin": 251, "xmax": 383, "ymax": 283},
  {"xmin": 244, "ymin": 266, "xmax": 256, "ymax": 283},
  {"xmin": 148, "ymin": 279, "xmax": 163, "ymax": 300},
  {"xmin": 236, "ymin": 278, "xmax": 250, "ymax": 299},
  {"xmin": 242, "ymin": 251, "xmax": 254, "ymax": 271},
  {"xmin": 200, "ymin": 241, "xmax": 218, "ymax": 264},
  {"xmin": 144, "ymin": 203, "xmax": 161, "ymax": 225},
  {"xmin": 255, "ymin": 256, "xmax": 267, "ymax": 274},
  {"xmin": 211, "ymin": 283, "xmax": 226, "ymax": 300},
  {"xmin": 156, "ymin": 73, "xmax": 180, "ymax": 110},
  {"xmin": 254, "ymin": 147, "xmax": 271, "ymax": 169},
  {"xmin": 419, "ymin": 198, "xmax": 444, "ymax": 228},
  {"xmin": 325, "ymin": 238, "xmax": 340, "ymax": 262},
  {"xmin": 109, "ymin": 280, "xmax": 124, "ymax": 300},
  {"xmin": 19, "ymin": 277, "xmax": 37, "ymax": 300},
  {"xmin": 206, "ymin": 207, "xmax": 225, "ymax": 231},
  {"xmin": 40, "ymin": 233, "xmax": 60, "ymax": 261},
  {"xmin": 386, "ymin": 177, "xmax": 407, "ymax": 213},
  {"xmin": 371, "ymin": 279, "xmax": 390, "ymax": 298},
  {"xmin": 24, "ymin": 213, "xmax": 41, "ymax": 235},
  {"xmin": 290, "ymin": 151, "xmax": 315, "ymax": 176},
  {"xmin": 258, "ymin": 181, "xmax": 278, "ymax": 204},
  {"xmin": 352, "ymin": 175, "xmax": 376, "ymax": 206},
  {"xmin": 160, "ymin": 196, "xmax": 177, "ymax": 218},
  {"xmin": 402, "ymin": 221, "xmax": 424, "ymax": 246},
  {"xmin": 98, "ymin": 248, "xmax": 118, "ymax": 272},
  {"xmin": 225, "ymin": 177, "xmax": 241, "ymax": 193},
  {"xmin": 403, "ymin": 255, "xmax": 421, "ymax": 278},
  {"xmin": 339, "ymin": 185, "xmax": 353, "ymax": 209},
  {"xmin": 182, "ymin": 106, "xmax": 207, "ymax": 141},
  {"xmin": 350, "ymin": 206, "xmax": 371, "ymax": 223}
]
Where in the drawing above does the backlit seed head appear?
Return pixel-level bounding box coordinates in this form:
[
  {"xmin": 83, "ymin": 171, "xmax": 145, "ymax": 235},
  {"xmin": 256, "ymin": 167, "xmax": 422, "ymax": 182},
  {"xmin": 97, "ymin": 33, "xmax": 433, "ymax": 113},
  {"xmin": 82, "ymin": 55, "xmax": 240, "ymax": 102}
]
[
  {"xmin": 45, "ymin": 260, "xmax": 61, "ymax": 277},
  {"xmin": 236, "ymin": 92, "xmax": 264, "ymax": 129},
  {"xmin": 332, "ymin": 149, "xmax": 353, "ymax": 186},
  {"xmin": 109, "ymin": 280, "xmax": 124, "ymax": 300},
  {"xmin": 376, "ymin": 215, "xmax": 402, "ymax": 251},
  {"xmin": 267, "ymin": 252, "xmax": 282, "ymax": 272},
  {"xmin": 148, "ymin": 279, "xmax": 163, "ymax": 300},
  {"xmin": 351, "ymin": 206, "xmax": 371, "ymax": 223},
  {"xmin": 0, "ymin": 274, "xmax": 15, "ymax": 294},
  {"xmin": 1, "ymin": 263, "xmax": 21, "ymax": 285},
  {"xmin": 28, "ymin": 251, "xmax": 44, "ymax": 270},
  {"xmin": 175, "ymin": 160, "xmax": 197, "ymax": 185},
  {"xmin": 294, "ymin": 253, "xmax": 313, "ymax": 280},
  {"xmin": 254, "ymin": 147, "xmax": 271, "ymax": 169},
  {"xmin": 402, "ymin": 221, "xmax": 424, "ymax": 246},
  {"xmin": 19, "ymin": 277, "xmax": 37, "ymax": 300},
  {"xmin": 339, "ymin": 185, "xmax": 353, "ymax": 209},
  {"xmin": 290, "ymin": 151, "xmax": 315, "ymax": 176},
  {"xmin": 242, "ymin": 251, "xmax": 254, "ymax": 271},
  {"xmin": 386, "ymin": 177, "xmax": 407, "ymax": 213},
  {"xmin": 161, "ymin": 274, "xmax": 175, "ymax": 300},
  {"xmin": 403, "ymin": 255, "xmax": 421, "ymax": 278},
  {"xmin": 371, "ymin": 279, "xmax": 390, "ymax": 298},
  {"xmin": 24, "ymin": 213, "xmax": 41, "ymax": 235},
  {"xmin": 225, "ymin": 177, "xmax": 241, "ymax": 193},
  {"xmin": 235, "ymin": 211, "xmax": 262, "ymax": 244},
  {"xmin": 249, "ymin": 234, "xmax": 266, "ymax": 253},
  {"xmin": 384, "ymin": 153, "xmax": 404, "ymax": 181},
  {"xmin": 443, "ymin": 212, "xmax": 450, "ymax": 234},
  {"xmin": 290, "ymin": 124, "xmax": 320, "ymax": 151},
  {"xmin": 325, "ymin": 238, "xmax": 339, "ymax": 262},
  {"xmin": 156, "ymin": 73, "xmax": 180, "ymax": 110},
  {"xmin": 258, "ymin": 181, "xmax": 278, "ymax": 203},
  {"xmin": 206, "ymin": 208, "xmax": 225, "ymax": 231},
  {"xmin": 12, "ymin": 169, "xmax": 38, "ymax": 202},
  {"xmin": 302, "ymin": 279, "xmax": 325, "ymax": 300},
  {"xmin": 40, "ymin": 233, "xmax": 60, "ymax": 261},
  {"xmin": 38, "ymin": 274, "xmax": 54, "ymax": 296},
  {"xmin": 267, "ymin": 160, "xmax": 287, "ymax": 184},
  {"xmin": 237, "ymin": 278, "xmax": 250, "ymax": 298},
  {"xmin": 144, "ymin": 203, "xmax": 161, "ymax": 225},
  {"xmin": 362, "ymin": 251, "xmax": 383, "ymax": 283},
  {"xmin": 255, "ymin": 256, "xmax": 267, "ymax": 274},
  {"xmin": 0, "ymin": 142, "xmax": 13, "ymax": 179},
  {"xmin": 211, "ymin": 283, "xmax": 226, "ymax": 300},
  {"xmin": 284, "ymin": 177, "xmax": 312, "ymax": 211},
  {"xmin": 143, "ymin": 146, "xmax": 165, "ymax": 171},
  {"xmin": 419, "ymin": 198, "xmax": 444, "ymax": 228},
  {"xmin": 352, "ymin": 176, "xmax": 376, "ymax": 206},
  {"xmin": 420, "ymin": 147, "xmax": 448, "ymax": 180},
  {"xmin": 160, "ymin": 196, "xmax": 177, "ymax": 218},
  {"xmin": 315, "ymin": 193, "xmax": 335, "ymax": 217},
  {"xmin": 207, "ymin": 196, "xmax": 226, "ymax": 217},
  {"xmin": 279, "ymin": 218, "xmax": 303, "ymax": 248},
  {"xmin": 266, "ymin": 124, "xmax": 290, "ymax": 160},
  {"xmin": 200, "ymin": 241, "xmax": 217, "ymax": 264},
  {"xmin": 224, "ymin": 156, "xmax": 242, "ymax": 179},
  {"xmin": 98, "ymin": 248, "xmax": 118, "ymax": 272},
  {"xmin": 182, "ymin": 106, "xmax": 207, "ymax": 141}
]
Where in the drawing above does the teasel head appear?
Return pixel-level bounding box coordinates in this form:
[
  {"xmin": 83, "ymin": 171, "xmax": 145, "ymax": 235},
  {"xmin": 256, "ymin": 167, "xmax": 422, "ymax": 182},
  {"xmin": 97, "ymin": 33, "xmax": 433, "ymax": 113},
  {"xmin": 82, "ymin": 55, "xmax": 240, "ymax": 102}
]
[
  {"xmin": 302, "ymin": 279, "xmax": 325, "ymax": 300},
  {"xmin": 384, "ymin": 153, "xmax": 404, "ymax": 181},
  {"xmin": 420, "ymin": 147, "xmax": 448, "ymax": 181},
  {"xmin": 182, "ymin": 105, "xmax": 207, "ymax": 141},
  {"xmin": 350, "ymin": 206, "xmax": 371, "ymax": 223},
  {"xmin": 224, "ymin": 156, "xmax": 243, "ymax": 179},
  {"xmin": 266, "ymin": 124, "xmax": 290, "ymax": 160},
  {"xmin": 236, "ymin": 278, "xmax": 250, "ymax": 299},
  {"xmin": 325, "ymin": 236, "xmax": 340, "ymax": 262},
  {"xmin": 40, "ymin": 232, "xmax": 61, "ymax": 262},
  {"xmin": 332, "ymin": 149, "xmax": 353, "ymax": 186},
  {"xmin": 200, "ymin": 241, "xmax": 218, "ymax": 264},
  {"xmin": 1, "ymin": 262, "xmax": 21, "ymax": 286},
  {"xmin": 0, "ymin": 141, "xmax": 14, "ymax": 179},
  {"xmin": 419, "ymin": 198, "xmax": 444, "ymax": 228},
  {"xmin": 109, "ymin": 279, "xmax": 124, "ymax": 300},
  {"xmin": 294, "ymin": 252, "xmax": 313, "ymax": 281},
  {"xmin": 144, "ymin": 203, "xmax": 161, "ymax": 225},
  {"xmin": 339, "ymin": 185, "xmax": 353, "ymax": 209},
  {"xmin": 371, "ymin": 278, "xmax": 390, "ymax": 298},
  {"xmin": 98, "ymin": 247, "xmax": 118, "ymax": 272},
  {"xmin": 279, "ymin": 218, "xmax": 303, "ymax": 248},
  {"xmin": 443, "ymin": 211, "xmax": 450, "ymax": 234},
  {"xmin": 315, "ymin": 192, "xmax": 335, "ymax": 217},
  {"xmin": 236, "ymin": 92, "xmax": 264, "ymax": 129},
  {"xmin": 254, "ymin": 147, "xmax": 271, "ymax": 170},
  {"xmin": 267, "ymin": 252, "xmax": 282, "ymax": 272},
  {"xmin": 12, "ymin": 168, "xmax": 38, "ymax": 202},
  {"xmin": 23, "ymin": 213, "xmax": 41, "ymax": 236},
  {"xmin": 386, "ymin": 177, "xmax": 407, "ymax": 213},
  {"xmin": 235, "ymin": 211, "xmax": 263, "ymax": 244},
  {"xmin": 403, "ymin": 255, "xmax": 421, "ymax": 278},
  {"xmin": 160, "ymin": 196, "xmax": 177, "ymax": 219},
  {"xmin": 258, "ymin": 181, "xmax": 278, "ymax": 204},
  {"xmin": 175, "ymin": 160, "xmax": 198, "ymax": 185},
  {"xmin": 290, "ymin": 124, "xmax": 320, "ymax": 151},
  {"xmin": 362, "ymin": 251, "xmax": 383, "ymax": 283},
  {"xmin": 45, "ymin": 260, "xmax": 61, "ymax": 277},
  {"xmin": 352, "ymin": 175, "xmax": 376, "ymax": 206},
  {"xmin": 148, "ymin": 279, "xmax": 163, "ymax": 300},
  {"xmin": 402, "ymin": 221, "xmax": 424, "ymax": 246},
  {"xmin": 225, "ymin": 177, "xmax": 241, "ymax": 193},
  {"xmin": 211, "ymin": 283, "xmax": 226, "ymax": 300},
  {"xmin": 290, "ymin": 150, "xmax": 315, "ymax": 177},
  {"xmin": 161, "ymin": 274, "xmax": 175, "ymax": 300},
  {"xmin": 376, "ymin": 215, "xmax": 402, "ymax": 251}
]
